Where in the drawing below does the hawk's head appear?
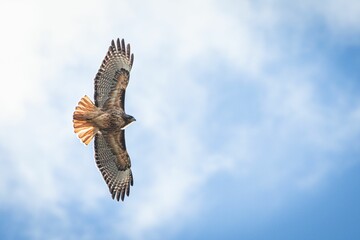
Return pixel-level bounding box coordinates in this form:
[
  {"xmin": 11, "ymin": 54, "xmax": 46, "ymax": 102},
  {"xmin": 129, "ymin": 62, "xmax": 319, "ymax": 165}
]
[{"xmin": 122, "ymin": 114, "xmax": 136, "ymax": 129}]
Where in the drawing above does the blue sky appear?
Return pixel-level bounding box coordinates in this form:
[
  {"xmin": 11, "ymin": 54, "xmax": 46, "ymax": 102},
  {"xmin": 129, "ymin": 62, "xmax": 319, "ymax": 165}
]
[{"xmin": 1, "ymin": 0, "xmax": 360, "ymax": 239}]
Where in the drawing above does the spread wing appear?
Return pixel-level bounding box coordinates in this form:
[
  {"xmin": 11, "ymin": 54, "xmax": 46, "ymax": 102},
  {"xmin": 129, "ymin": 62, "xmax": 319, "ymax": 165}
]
[
  {"xmin": 94, "ymin": 38, "xmax": 134, "ymax": 110},
  {"xmin": 94, "ymin": 130, "xmax": 133, "ymax": 201}
]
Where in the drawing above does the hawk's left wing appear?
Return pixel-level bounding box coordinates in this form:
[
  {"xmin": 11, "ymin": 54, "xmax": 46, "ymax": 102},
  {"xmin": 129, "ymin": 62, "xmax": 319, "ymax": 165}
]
[{"xmin": 94, "ymin": 130, "xmax": 133, "ymax": 201}]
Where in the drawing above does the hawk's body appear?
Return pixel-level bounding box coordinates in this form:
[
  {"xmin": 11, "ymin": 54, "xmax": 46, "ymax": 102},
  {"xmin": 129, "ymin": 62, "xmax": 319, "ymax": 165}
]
[{"xmin": 73, "ymin": 38, "xmax": 135, "ymax": 201}]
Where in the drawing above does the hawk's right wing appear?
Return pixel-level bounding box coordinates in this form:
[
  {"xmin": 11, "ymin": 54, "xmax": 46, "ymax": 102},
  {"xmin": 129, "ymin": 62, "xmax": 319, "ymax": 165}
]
[
  {"xmin": 94, "ymin": 130, "xmax": 133, "ymax": 201},
  {"xmin": 94, "ymin": 38, "xmax": 134, "ymax": 110}
]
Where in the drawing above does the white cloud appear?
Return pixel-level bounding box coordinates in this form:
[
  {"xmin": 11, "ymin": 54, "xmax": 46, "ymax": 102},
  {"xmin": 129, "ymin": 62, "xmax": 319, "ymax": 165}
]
[
  {"xmin": 306, "ymin": 0, "xmax": 360, "ymax": 34},
  {"xmin": 1, "ymin": 0, "xmax": 360, "ymax": 239}
]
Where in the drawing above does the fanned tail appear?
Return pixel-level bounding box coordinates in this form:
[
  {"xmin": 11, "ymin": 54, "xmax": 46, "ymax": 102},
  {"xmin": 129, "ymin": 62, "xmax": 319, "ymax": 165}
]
[{"xmin": 73, "ymin": 95, "xmax": 98, "ymax": 145}]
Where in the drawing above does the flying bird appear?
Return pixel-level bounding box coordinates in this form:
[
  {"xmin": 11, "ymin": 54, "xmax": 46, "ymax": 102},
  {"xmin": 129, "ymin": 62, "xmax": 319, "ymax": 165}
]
[{"xmin": 73, "ymin": 38, "xmax": 136, "ymax": 201}]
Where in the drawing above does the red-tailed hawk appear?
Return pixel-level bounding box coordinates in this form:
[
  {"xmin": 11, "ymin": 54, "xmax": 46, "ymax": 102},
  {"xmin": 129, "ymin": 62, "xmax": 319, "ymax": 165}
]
[{"xmin": 73, "ymin": 38, "xmax": 135, "ymax": 201}]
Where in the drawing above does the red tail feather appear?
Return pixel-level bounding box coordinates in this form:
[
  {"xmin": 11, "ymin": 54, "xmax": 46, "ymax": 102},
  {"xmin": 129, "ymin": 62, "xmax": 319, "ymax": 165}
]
[{"xmin": 73, "ymin": 95, "xmax": 98, "ymax": 145}]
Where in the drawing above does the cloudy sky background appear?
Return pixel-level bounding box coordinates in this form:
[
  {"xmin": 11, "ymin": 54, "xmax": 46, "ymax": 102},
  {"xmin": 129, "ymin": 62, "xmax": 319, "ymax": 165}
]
[{"xmin": 1, "ymin": 0, "xmax": 360, "ymax": 239}]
